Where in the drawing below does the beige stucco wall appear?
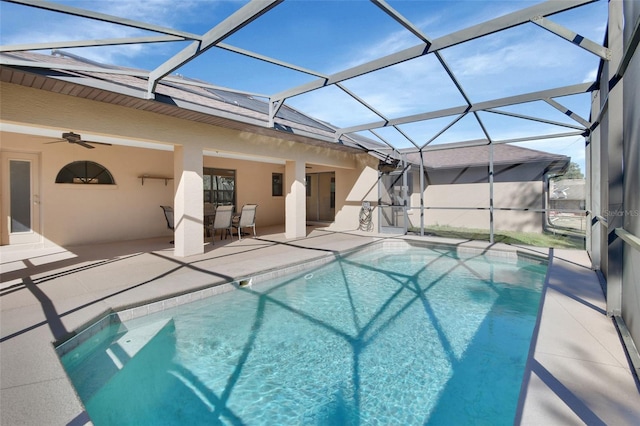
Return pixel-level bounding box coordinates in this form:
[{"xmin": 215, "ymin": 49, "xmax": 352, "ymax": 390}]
[
  {"xmin": 0, "ymin": 84, "xmax": 359, "ymax": 169},
  {"xmin": 407, "ymin": 181, "xmax": 544, "ymax": 233},
  {"xmin": 1, "ymin": 82, "xmax": 380, "ymax": 246},
  {"xmin": 204, "ymin": 156, "xmax": 286, "ymax": 228},
  {"xmin": 331, "ymin": 158, "xmax": 379, "ymax": 232},
  {"xmin": 1, "ymin": 133, "xmax": 175, "ymax": 246}
]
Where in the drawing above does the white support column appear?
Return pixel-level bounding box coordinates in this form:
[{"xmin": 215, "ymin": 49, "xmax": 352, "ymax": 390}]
[
  {"xmin": 285, "ymin": 160, "xmax": 306, "ymax": 239},
  {"xmin": 173, "ymin": 144, "xmax": 204, "ymax": 257}
]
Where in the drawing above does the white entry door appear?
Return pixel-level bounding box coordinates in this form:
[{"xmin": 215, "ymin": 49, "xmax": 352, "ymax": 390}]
[{"xmin": 1, "ymin": 151, "xmax": 41, "ymax": 245}]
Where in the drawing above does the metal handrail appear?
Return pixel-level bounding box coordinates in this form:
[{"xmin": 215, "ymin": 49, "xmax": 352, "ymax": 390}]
[
  {"xmin": 615, "ymin": 228, "xmax": 640, "ymax": 252},
  {"xmin": 407, "ymin": 206, "xmax": 587, "ymax": 214},
  {"xmin": 595, "ymin": 215, "xmax": 609, "ymax": 228}
]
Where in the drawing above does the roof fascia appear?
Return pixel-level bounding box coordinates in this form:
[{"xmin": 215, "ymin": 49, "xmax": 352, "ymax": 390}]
[
  {"xmin": 3, "ymin": 65, "xmax": 361, "ymax": 151},
  {"xmin": 0, "ymin": 56, "xmax": 270, "ymax": 99}
]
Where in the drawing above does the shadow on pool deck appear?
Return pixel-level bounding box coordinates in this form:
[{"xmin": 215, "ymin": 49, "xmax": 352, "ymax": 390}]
[{"xmin": 1, "ymin": 228, "xmax": 639, "ymax": 425}]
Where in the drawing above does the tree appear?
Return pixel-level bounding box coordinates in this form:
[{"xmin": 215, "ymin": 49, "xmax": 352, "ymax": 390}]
[{"xmin": 555, "ymin": 162, "xmax": 584, "ymax": 180}]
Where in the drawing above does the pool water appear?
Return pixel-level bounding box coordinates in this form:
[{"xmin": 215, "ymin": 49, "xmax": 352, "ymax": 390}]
[{"xmin": 60, "ymin": 245, "xmax": 547, "ymax": 425}]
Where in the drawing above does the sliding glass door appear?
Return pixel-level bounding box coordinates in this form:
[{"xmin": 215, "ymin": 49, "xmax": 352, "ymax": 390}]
[{"xmin": 306, "ymin": 172, "xmax": 335, "ymax": 223}]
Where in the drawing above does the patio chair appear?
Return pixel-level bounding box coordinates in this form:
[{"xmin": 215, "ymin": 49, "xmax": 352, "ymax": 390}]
[
  {"xmin": 204, "ymin": 202, "xmax": 216, "ymax": 238},
  {"xmin": 208, "ymin": 205, "xmax": 234, "ymax": 242},
  {"xmin": 233, "ymin": 204, "xmax": 258, "ymax": 240},
  {"xmin": 160, "ymin": 205, "xmax": 174, "ymax": 244}
]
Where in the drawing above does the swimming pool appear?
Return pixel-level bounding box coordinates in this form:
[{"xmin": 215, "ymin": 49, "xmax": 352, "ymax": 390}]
[{"xmin": 58, "ymin": 242, "xmax": 547, "ymax": 425}]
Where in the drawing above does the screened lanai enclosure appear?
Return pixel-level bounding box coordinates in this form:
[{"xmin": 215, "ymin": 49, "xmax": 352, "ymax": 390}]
[{"xmin": 1, "ymin": 0, "xmax": 639, "ymax": 381}]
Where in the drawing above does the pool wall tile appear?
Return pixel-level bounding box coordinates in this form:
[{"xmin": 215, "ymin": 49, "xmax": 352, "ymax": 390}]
[
  {"xmin": 55, "ymin": 313, "xmax": 120, "ymax": 357},
  {"xmin": 147, "ymin": 301, "xmax": 166, "ymax": 315},
  {"xmin": 131, "ymin": 305, "xmax": 149, "ymax": 319},
  {"xmin": 163, "ymin": 297, "xmax": 178, "ymax": 310}
]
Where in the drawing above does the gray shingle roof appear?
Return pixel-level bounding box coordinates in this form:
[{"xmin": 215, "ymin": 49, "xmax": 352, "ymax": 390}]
[{"xmin": 406, "ymin": 144, "xmax": 569, "ymax": 170}]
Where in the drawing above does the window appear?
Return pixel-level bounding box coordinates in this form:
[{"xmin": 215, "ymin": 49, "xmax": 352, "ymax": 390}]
[
  {"xmin": 203, "ymin": 167, "xmax": 235, "ymax": 206},
  {"xmin": 55, "ymin": 161, "xmax": 115, "ymax": 184},
  {"xmin": 272, "ymin": 173, "xmax": 283, "ymax": 196},
  {"xmin": 306, "ymin": 175, "xmax": 311, "ymax": 197}
]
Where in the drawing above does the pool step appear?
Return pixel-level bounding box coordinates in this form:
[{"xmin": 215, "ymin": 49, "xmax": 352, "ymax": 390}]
[
  {"xmin": 105, "ymin": 318, "xmax": 174, "ymax": 369},
  {"xmin": 63, "ymin": 318, "xmax": 175, "ymax": 403}
]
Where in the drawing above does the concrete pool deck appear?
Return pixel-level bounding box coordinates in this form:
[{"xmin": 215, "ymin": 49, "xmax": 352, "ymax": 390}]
[{"xmin": 1, "ymin": 227, "xmax": 639, "ymax": 425}]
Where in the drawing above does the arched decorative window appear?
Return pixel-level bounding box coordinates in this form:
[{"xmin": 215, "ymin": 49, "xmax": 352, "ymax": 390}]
[{"xmin": 55, "ymin": 161, "xmax": 115, "ymax": 184}]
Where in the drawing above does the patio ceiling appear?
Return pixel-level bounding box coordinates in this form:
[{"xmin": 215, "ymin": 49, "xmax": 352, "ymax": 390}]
[{"xmin": 0, "ymin": 0, "xmax": 608, "ymax": 161}]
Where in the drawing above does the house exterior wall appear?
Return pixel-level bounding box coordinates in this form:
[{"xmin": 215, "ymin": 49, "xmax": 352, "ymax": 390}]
[
  {"xmin": 204, "ymin": 156, "xmax": 286, "ymax": 228},
  {"xmin": 0, "ymin": 83, "xmax": 358, "ymax": 168},
  {"xmin": 408, "ymin": 180, "xmax": 543, "ymax": 233},
  {"xmin": 331, "ymin": 161, "xmax": 379, "ymax": 232},
  {"xmin": 0, "ymin": 82, "xmax": 378, "ymax": 247},
  {"xmin": 0, "ymin": 133, "xmax": 295, "ymax": 246},
  {"xmin": 1, "ymin": 133, "xmax": 174, "ymax": 246}
]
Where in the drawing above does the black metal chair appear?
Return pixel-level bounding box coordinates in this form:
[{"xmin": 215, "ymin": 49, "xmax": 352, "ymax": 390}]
[{"xmin": 160, "ymin": 205, "xmax": 174, "ymax": 244}]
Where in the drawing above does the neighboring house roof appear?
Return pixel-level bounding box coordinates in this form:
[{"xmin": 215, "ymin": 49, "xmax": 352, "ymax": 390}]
[{"xmin": 405, "ymin": 144, "xmax": 569, "ymax": 171}]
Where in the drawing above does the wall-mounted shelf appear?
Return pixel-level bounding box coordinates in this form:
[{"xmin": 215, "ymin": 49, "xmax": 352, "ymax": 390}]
[{"xmin": 139, "ymin": 175, "xmax": 173, "ymax": 186}]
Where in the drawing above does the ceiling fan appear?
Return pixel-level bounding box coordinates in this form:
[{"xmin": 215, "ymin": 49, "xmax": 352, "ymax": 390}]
[{"xmin": 46, "ymin": 132, "xmax": 111, "ymax": 149}]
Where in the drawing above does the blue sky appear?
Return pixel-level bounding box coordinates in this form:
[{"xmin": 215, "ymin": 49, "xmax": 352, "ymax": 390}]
[{"xmin": 0, "ymin": 0, "xmax": 609, "ymax": 172}]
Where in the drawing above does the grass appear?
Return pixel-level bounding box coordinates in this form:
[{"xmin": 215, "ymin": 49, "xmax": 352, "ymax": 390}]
[{"xmin": 409, "ymin": 225, "xmax": 585, "ymax": 249}]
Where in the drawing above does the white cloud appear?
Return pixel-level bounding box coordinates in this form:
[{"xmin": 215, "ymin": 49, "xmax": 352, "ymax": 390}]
[
  {"xmin": 2, "ymin": 1, "xmax": 214, "ymax": 66},
  {"xmin": 335, "ymin": 27, "xmax": 419, "ymax": 72},
  {"xmin": 89, "ymin": 0, "xmax": 205, "ymax": 27}
]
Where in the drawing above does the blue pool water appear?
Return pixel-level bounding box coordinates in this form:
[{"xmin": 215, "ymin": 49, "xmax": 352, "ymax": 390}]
[{"xmin": 59, "ymin": 245, "xmax": 547, "ymax": 425}]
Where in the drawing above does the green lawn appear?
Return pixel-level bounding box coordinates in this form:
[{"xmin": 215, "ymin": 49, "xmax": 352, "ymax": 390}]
[{"xmin": 409, "ymin": 225, "xmax": 584, "ymax": 249}]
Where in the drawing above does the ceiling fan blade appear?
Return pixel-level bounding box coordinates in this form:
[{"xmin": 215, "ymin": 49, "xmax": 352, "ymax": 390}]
[
  {"xmin": 75, "ymin": 141, "xmax": 95, "ymax": 149},
  {"xmin": 45, "ymin": 132, "xmax": 111, "ymax": 148}
]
